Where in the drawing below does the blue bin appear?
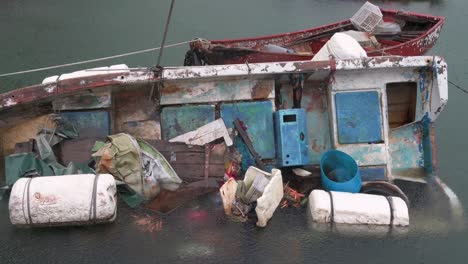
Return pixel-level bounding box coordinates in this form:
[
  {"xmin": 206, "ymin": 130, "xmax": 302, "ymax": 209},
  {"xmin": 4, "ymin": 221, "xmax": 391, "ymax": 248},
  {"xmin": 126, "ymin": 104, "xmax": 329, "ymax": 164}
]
[{"xmin": 320, "ymin": 150, "xmax": 361, "ymax": 193}]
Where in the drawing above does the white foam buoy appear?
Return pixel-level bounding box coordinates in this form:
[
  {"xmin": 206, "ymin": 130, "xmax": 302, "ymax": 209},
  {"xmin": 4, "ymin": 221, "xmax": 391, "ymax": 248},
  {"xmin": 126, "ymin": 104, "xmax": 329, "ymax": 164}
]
[
  {"xmin": 9, "ymin": 174, "xmax": 117, "ymax": 227},
  {"xmin": 311, "ymin": 33, "xmax": 368, "ymax": 61},
  {"xmin": 308, "ymin": 189, "xmax": 409, "ymax": 226}
]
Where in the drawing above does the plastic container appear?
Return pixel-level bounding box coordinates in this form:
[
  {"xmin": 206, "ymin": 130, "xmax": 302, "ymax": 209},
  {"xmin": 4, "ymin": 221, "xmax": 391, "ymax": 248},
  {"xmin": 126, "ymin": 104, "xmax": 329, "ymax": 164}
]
[
  {"xmin": 320, "ymin": 150, "xmax": 361, "ymax": 193},
  {"xmin": 373, "ymin": 22, "xmax": 402, "ymax": 35},
  {"xmin": 350, "ymin": 1, "xmax": 383, "ymax": 32},
  {"xmin": 311, "ymin": 33, "xmax": 367, "ymax": 61}
]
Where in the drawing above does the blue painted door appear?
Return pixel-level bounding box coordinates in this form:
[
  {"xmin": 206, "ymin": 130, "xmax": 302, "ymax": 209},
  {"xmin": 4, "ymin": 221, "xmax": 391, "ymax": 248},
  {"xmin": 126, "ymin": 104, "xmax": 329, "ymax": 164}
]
[
  {"xmin": 335, "ymin": 91, "xmax": 383, "ymax": 144},
  {"xmin": 220, "ymin": 101, "xmax": 275, "ymax": 159},
  {"xmin": 161, "ymin": 105, "xmax": 216, "ymax": 140}
]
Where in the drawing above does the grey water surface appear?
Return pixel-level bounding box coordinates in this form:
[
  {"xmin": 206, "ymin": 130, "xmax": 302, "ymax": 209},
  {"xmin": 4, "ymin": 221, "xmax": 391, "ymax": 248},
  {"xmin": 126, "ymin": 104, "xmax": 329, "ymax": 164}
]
[{"xmin": 1, "ymin": 0, "xmax": 468, "ymax": 263}]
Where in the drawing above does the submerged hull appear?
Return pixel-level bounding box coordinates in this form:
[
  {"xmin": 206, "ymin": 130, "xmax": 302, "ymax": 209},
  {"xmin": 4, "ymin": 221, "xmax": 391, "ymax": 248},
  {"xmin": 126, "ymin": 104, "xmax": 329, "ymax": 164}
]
[{"xmin": 0, "ymin": 56, "xmax": 461, "ymax": 226}]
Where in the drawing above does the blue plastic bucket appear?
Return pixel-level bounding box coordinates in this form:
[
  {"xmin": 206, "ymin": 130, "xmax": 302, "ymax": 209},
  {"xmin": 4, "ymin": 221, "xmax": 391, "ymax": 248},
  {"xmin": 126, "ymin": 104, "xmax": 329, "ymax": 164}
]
[{"xmin": 320, "ymin": 150, "xmax": 361, "ymax": 193}]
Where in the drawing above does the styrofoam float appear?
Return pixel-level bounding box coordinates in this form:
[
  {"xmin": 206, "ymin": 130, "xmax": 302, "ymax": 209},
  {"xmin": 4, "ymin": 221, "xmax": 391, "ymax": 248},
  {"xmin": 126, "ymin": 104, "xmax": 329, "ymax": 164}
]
[
  {"xmin": 308, "ymin": 189, "xmax": 409, "ymax": 226},
  {"xmin": 311, "ymin": 33, "xmax": 368, "ymax": 62},
  {"xmin": 9, "ymin": 174, "xmax": 117, "ymax": 227}
]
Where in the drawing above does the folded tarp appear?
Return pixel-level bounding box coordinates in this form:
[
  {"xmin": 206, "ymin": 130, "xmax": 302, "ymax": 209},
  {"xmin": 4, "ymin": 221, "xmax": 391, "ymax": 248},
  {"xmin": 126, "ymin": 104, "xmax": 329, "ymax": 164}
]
[
  {"xmin": 5, "ymin": 126, "xmax": 94, "ymax": 187},
  {"xmin": 92, "ymin": 133, "xmax": 182, "ymax": 201}
]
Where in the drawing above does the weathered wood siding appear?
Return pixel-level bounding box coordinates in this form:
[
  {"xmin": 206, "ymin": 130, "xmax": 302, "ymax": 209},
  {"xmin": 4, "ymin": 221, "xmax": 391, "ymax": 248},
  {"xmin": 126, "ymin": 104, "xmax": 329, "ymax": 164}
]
[{"xmin": 160, "ymin": 78, "xmax": 275, "ymax": 105}]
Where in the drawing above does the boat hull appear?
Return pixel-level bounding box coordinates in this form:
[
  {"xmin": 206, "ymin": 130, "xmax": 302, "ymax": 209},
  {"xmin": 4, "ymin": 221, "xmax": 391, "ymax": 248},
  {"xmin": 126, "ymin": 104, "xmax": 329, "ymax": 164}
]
[{"xmin": 187, "ymin": 10, "xmax": 445, "ymax": 65}]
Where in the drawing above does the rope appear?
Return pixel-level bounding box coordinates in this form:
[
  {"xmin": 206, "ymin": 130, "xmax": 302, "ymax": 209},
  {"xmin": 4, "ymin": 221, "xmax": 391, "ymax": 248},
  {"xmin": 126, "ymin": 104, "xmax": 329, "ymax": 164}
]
[
  {"xmin": 89, "ymin": 174, "xmax": 100, "ymax": 223},
  {"xmin": 0, "ymin": 40, "xmax": 192, "ymax": 78},
  {"xmin": 156, "ymin": 0, "xmax": 176, "ymax": 67},
  {"xmin": 327, "ymin": 191, "xmax": 335, "ymax": 225},
  {"xmin": 386, "ymin": 196, "xmax": 395, "ymax": 226},
  {"xmin": 448, "ymin": 80, "xmax": 468, "ymax": 95},
  {"xmin": 25, "ymin": 178, "xmax": 34, "ymax": 225}
]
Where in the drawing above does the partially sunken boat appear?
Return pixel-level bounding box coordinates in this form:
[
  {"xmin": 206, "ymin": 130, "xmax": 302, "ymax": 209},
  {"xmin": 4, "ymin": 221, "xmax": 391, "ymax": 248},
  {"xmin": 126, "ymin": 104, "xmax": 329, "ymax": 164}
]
[
  {"xmin": 184, "ymin": 9, "xmax": 445, "ymax": 65},
  {"xmin": 0, "ymin": 56, "xmax": 461, "ymax": 227}
]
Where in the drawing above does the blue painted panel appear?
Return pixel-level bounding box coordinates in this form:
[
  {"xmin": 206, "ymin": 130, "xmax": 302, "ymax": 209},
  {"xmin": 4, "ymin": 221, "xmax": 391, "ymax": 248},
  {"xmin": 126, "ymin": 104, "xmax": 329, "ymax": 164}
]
[
  {"xmin": 274, "ymin": 109, "xmax": 310, "ymax": 166},
  {"xmin": 359, "ymin": 167, "xmax": 387, "ymax": 181},
  {"xmin": 161, "ymin": 105, "xmax": 215, "ymax": 140},
  {"xmin": 421, "ymin": 114, "xmax": 434, "ymax": 175},
  {"xmin": 388, "ymin": 123, "xmax": 424, "ymax": 178},
  {"xmin": 60, "ymin": 111, "xmax": 110, "ymax": 137},
  {"xmin": 335, "ymin": 91, "xmax": 383, "ymax": 144},
  {"xmin": 279, "ymin": 85, "xmax": 331, "ymax": 164},
  {"xmin": 221, "ymin": 101, "xmax": 275, "ymax": 159}
]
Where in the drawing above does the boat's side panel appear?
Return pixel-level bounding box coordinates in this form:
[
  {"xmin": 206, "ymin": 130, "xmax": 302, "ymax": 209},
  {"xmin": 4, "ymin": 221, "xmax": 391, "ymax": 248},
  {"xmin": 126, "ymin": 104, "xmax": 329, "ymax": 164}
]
[
  {"xmin": 430, "ymin": 59, "xmax": 448, "ymax": 121},
  {"xmin": 368, "ymin": 18, "xmax": 444, "ymax": 56},
  {"xmin": 220, "ymin": 101, "xmax": 276, "ymax": 159},
  {"xmin": 52, "ymin": 90, "xmax": 111, "ymax": 111},
  {"xmin": 161, "ymin": 105, "xmax": 216, "ymax": 140},
  {"xmin": 389, "ymin": 124, "xmax": 425, "ymax": 180},
  {"xmin": 160, "ymin": 78, "xmax": 275, "ymax": 105},
  {"xmin": 337, "ymin": 144, "xmax": 388, "ymax": 166},
  {"xmin": 279, "ymin": 82, "xmax": 331, "ymax": 164},
  {"xmin": 113, "ymin": 86, "xmax": 162, "ymax": 140}
]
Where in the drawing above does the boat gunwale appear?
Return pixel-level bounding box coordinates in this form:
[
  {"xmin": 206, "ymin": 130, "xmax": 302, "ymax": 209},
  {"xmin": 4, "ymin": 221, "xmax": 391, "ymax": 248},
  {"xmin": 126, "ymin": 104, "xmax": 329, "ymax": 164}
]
[
  {"xmin": 0, "ymin": 56, "xmax": 445, "ymax": 112},
  {"xmin": 210, "ymin": 9, "xmax": 445, "ymax": 45},
  {"xmin": 203, "ymin": 9, "xmax": 445, "ymax": 59}
]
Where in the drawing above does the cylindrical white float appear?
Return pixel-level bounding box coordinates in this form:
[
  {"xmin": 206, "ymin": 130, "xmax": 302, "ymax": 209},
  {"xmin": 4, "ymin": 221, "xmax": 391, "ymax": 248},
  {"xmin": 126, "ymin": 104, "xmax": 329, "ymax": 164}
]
[
  {"xmin": 308, "ymin": 190, "xmax": 409, "ymax": 226},
  {"xmin": 9, "ymin": 174, "xmax": 117, "ymax": 227}
]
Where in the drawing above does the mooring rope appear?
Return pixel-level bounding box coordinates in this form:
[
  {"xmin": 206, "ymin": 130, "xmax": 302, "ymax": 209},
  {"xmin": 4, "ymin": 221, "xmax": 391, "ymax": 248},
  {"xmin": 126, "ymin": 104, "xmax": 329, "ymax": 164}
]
[
  {"xmin": 448, "ymin": 80, "xmax": 468, "ymax": 95},
  {"xmin": 0, "ymin": 40, "xmax": 192, "ymax": 78},
  {"xmin": 156, "ymin": 0, "xmax": 176, "ymax": 67}
]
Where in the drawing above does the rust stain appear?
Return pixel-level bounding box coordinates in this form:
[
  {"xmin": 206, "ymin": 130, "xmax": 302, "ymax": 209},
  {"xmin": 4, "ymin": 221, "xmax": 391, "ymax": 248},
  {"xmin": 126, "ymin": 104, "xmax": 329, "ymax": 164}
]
[
  {"xmin": 251, "ymin": 80, "xmax": 274, "ymax": 99},
  {"xmin": 311, "ymin": 139, "xmax": 321, "ymax": 153},
  {"xmin": 1, "ymin": 115, "xmax": 53, "ymax": 156},
  {"xmin": 304, "ymin": 84, "xmax": 327, "ymax": 113},
  {"xmin": 162, "ymin": 83, "xmax": 184, "ymax": 95}
]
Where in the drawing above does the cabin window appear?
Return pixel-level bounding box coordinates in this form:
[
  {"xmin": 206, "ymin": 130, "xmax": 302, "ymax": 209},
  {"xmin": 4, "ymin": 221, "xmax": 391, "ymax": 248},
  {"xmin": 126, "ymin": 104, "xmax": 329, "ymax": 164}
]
[
  {"xmin": 335, "ymin": 91, "xmax": 383, "ymax": 144},
  {"xmin": 386, "ymin": 82, "xmax": 417, "ymax": 128}
]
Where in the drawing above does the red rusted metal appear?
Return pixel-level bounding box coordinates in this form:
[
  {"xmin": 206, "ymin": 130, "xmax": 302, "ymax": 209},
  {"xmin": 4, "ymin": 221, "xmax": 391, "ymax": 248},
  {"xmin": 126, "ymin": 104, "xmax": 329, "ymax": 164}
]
[{"xmin": 188, "ymin": 9, "xmax": 445, "ymax": 65}]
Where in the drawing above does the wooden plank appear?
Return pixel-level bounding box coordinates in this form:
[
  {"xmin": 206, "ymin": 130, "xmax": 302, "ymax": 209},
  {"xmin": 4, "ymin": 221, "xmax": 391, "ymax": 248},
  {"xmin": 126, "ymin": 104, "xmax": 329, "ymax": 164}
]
[
  {"xmin": 171, "ymin": 164, "xmax": 225, "ymax": 178},
  {"xmin": 169, "ymin": 119, "xmax": 233, "ymax": 146},
  {"xmin": 158, "ymin": 151, "xmax": 224, "ymax": 165},
  {"xmin": 161, "ymin": 105, "xmax": 216, "ymax": 140},
  {"xmin": 58, "ymin": 138, "xmax": 97, "ymax": 165},
  {"xmin": 160, "ymin": 79, "xmax": 275, "ymax": 105},
  {"xmin": 14, "ymin": 140, "xmax": 35, "ymax": 154},
  {"xmin": 143, "ymin": 140, "xmax": 226, "ymax": 182},
  {"xmin": 120, "ymin": 120, "xmax": 161, "ymax": 140},
  {"xmin": 113, "ymin": 86, "xmax": 161, "ymax": 140},
  {"xmin": 233, "ymin": 119, "xmax": 266, "ymax": 170},
  {"xmin": 144, "ymin": 139, "xmax": 205, "ymax": 153},
  {"xmin": 53, "ymin": 90, "xmax": 111, "ymax": 111}
]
